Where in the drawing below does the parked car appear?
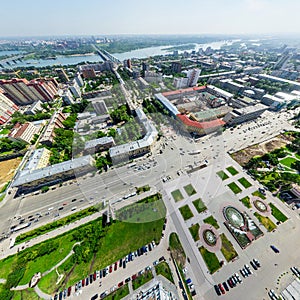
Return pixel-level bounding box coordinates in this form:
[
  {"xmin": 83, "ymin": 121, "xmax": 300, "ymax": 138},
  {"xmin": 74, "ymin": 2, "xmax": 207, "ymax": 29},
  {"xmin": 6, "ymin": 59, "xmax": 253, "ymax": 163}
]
[
  {"xmin": 253, "ymin": 258, "xmax": 261, "ymax": 268},
  {"xmin": 214, "ymin": 285, "xmax": 221, "ymax": 296},
  {"xmin": 270, "ymin": 245, "xmax": 280, "ymax": 253},
  {"xmin": 227, "ymin": 278, "xmax": 234, "ymax": 288},
  {"xmin": 118, "ymin": 281, "xmax": 124, "ymax": 288},
  {"xmin": 222, "ymin": 282, "xmax": 229, "ymax": 292},
  {"xmin": 218, "ymin": 283, "xmax": 225, "ymax": 295},
  {"xmin": 114, "ymin": 262, "xmax": 118, "ymax": 271},
  {"xmin": 250, "ymin": 261, "xmax": 258, "ymax": 270},
  {"xmin": 91, "ymin": 294, "xmax": 98, "ymax": 300},
  {"xmin": 109, "ymin": 265, "xmax": 112, "ymax": 273}
]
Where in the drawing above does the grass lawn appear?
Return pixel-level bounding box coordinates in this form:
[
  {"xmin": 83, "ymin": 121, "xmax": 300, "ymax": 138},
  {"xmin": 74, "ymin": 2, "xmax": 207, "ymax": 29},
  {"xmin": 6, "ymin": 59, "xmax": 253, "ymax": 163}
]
[
  {"xmin": 12, "ymin": 288, "xmax": 39, "ymax": 300},
  {"xmin": 226, "ymin": 166, "xmax": 239, "ymax": 176},
  {"xmin": 199, "ymin": 246, "xmax": 221, "ymax": 274},
  {"xmin": 252, "ymin": 190, "xmax": 266, "ymax": 200},
  {"xmin": 169, "ymin": 233, "xmax": 186, "ymax": 267},
  {"xmin": 183, "ymin": 184, "xmax": 196, "ymax": 196},
  {"xmin": 203, "ymin": 216, "xmax": 219, "ymax": 229},
  {"xmin": 179, "ymin": 205, "xmax": 194, "ymax": 221},
  {"xmin": 116, "ymin": 194, "xmax": 166, "ymax": 223},
  {"xmin": 15, "ymin": 206, "xmax": 100, "ymax": 244},
  {"xmin": 0, "ymin": 128, "xmax": 10, "ymax": 135},
  {"xmin": 240, "ymin": 196, "xmax": 251, "ymax": 208},
  {"xmin": 227, "ymin": 182, "xmax": 242, "ymax": 194},
  {"xmin": 280, "ymin": 157, "xmax": 297, "ymax": 168},
  {"xmin": 254, "ymin": 212, "xmax": 277, "ymax": 232},
  {"xmin": 238, "ymin": 177, "xmax": 252, "ymax": 189},
  {"xmin": 192, "ymin": 198, "xmax": 207, "ymax": 213},
  {"xmin": 220, "ymin": 233, "xmax": 238, "ymax": 262},
  {"xmin": 269, "ymin": 203, "xmax": 288, "ymax": 222},
  {"xmin": 171, "ymin": 189, "xmax": 184, "ymax": 202},
  {"xmin": 105, "ymin": 284, "xmax": 129, "ymax": 300},
  {"xmin": 217, "ymin": 170, "xmax": 229, "ymax": 180},
  {"xmin": 155, "ymin": 262, "xmax": 174, "ymax": 283},
  {"xmin": 189, "ymin": 224, "xmax": 200, "ymax": 241},
  {"xmin": 132, "ymin": 270, "xmax": 153, "ymax": 290}
]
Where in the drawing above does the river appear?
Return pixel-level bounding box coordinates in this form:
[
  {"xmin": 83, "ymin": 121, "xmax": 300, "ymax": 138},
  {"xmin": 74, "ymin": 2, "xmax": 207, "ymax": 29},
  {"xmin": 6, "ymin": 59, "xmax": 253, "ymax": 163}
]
[{"xmin": 1, "ymin": 40, "xmax": 235, "ymax": 69}]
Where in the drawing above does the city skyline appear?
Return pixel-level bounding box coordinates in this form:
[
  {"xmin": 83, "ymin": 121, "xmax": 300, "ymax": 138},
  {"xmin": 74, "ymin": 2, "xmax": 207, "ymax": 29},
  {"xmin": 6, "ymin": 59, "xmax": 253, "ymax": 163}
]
[{"xmin": 1, "ymin": 0, "xmax": 300, "ymax": 37}]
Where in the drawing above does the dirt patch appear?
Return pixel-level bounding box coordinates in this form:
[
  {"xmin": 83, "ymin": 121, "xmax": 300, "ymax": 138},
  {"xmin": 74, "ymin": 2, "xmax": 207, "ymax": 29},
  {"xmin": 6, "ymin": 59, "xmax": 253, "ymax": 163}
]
[
  {"xmin": 232, "ymin": 134, "xmax": 292, "ymax": 166},
  {"xmin": 0, "ymin": 157, "xmax": 21, "ymax": 189}
]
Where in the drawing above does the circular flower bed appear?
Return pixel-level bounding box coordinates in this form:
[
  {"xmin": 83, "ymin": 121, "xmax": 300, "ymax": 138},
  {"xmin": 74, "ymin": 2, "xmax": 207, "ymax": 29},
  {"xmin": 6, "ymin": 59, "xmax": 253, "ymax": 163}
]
[
  {"xmin": 203, "ymin": 229, "xmax": 217, "ymax": 246},
  {"xmin": 253, "ymin": 199, "xmax": 267, "ymax": 212}
]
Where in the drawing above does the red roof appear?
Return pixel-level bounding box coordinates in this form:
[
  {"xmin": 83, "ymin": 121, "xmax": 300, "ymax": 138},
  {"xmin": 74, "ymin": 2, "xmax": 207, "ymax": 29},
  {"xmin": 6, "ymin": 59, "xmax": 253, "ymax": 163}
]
[
  {"xmin": 162, "ymin": 85, "xmax": 206, "ymax": 97},
  {"xmin": 176, "ymin": 114, "xmax": 225, "ymax": 129}
]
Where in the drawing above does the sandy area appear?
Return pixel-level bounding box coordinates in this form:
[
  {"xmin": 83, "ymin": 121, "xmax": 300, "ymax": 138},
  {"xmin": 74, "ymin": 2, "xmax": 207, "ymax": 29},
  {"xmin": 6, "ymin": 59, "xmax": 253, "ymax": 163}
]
[{"xmin": 0, "ymin": 157, "xmax": 21, "ymax": 190}]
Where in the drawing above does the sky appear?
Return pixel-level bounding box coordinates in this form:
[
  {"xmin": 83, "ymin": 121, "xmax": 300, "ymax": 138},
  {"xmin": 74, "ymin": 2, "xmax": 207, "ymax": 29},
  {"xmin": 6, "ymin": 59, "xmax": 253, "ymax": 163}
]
[{"xmin": 1, "ymin": 0, "xmax": 300, "ymax": 37}]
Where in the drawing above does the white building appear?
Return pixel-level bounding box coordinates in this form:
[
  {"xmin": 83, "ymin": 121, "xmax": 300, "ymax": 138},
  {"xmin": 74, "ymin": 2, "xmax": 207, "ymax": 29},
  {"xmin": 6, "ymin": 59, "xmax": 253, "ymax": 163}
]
[
  {"xmin": 9, "ymin": 122, "xmax": 38, "ymax": 144},
  {"xmin": 69, "ymin": 80, "xmax": 81, "ymax": 98},
  {"xmin": 62, "ymin": 89, "xmax": 75, "ymax": 105},
  {"xmin": 187, "ymin": 68, "xmax": 201, "ymax": 87}
]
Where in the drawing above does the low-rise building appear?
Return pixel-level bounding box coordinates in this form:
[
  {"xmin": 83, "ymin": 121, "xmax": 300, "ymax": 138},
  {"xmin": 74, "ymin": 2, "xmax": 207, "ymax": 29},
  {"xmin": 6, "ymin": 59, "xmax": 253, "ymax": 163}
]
[
  {"xmin": 84, "ymin": 136, "xmax": 115, "ymax": 154},
  {"xmin": 9, "ymin": 122, "xmax": 37, "ymax": 144},
  {"xmin": 24, "ymin": 100, "xmax": 43, "ymax": 115},
  {"xmin": 39, "ymin": 111, "xmax": 66, "ymax": 146},
  {"xmin": 12, "ymin": 155, "xmax": 95, "ymax": 193},
  {"xmin": 22, "ymin": 148, "xmax": 51, "ymax": 173},
  {"xmin": 223, "ymin": 104, "xmax": 268, "ymax": 125},
  {"xmin": 109, "ymin": 108, "xmax": 158, "ymax": 164}
]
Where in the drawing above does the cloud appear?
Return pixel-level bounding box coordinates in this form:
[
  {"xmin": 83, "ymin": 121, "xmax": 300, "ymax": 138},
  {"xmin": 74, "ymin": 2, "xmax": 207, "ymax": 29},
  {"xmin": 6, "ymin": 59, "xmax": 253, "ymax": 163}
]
[{"xmin": 245, "ymin": 0, "xmax": 269, "ymax": 12}]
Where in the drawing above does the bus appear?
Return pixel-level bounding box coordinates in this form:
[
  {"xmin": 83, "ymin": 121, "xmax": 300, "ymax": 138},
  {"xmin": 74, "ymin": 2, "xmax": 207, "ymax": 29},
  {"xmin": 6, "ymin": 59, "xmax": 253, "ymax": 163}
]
[
  {"xmin": 127, "ymin": 162, "xmax": 137, "ymax": 168},
  {"xmin": 12, "ymin": 222, "xmax": 31, "ymax": 233}
]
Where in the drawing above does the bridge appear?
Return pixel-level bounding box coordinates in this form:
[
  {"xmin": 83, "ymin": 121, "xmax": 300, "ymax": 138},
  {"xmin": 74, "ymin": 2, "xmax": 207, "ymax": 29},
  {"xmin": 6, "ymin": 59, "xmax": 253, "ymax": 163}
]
[{"xmin": 92, "ymin": 45, "xmax": 121, "ymax": 64}]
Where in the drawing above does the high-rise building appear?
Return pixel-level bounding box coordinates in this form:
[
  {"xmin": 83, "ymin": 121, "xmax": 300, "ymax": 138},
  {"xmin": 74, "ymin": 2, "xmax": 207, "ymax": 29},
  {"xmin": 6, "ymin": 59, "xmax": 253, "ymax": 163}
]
[
  {"xmin": 69, "ymin": 80, "xmax": 81, "ymax": 98},
  {"xmin": 187, "ymin": 69, "xmax": 201, "ymax": 87},
  {"xmin": 0, "ymin": 78, "xmax": 58, "ymax": 105},
  {"xmin": 56, "ymin": 68, "xmax": 69, "ymax": 83},
  {"xmin": 74, "ymin": 73, "xmax": 84, "ymax": 87},
  {"xmin": 0, "ymin": 90, "xmax": 18, "ymax": 124},
  {"xmin": 171, "ymin": 62, "xmax": 182, "ymax": 73}
]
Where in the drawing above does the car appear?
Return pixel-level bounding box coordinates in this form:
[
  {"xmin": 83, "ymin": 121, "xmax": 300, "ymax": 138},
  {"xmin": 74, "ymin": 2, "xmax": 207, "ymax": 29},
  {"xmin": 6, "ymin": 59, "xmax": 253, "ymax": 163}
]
[
  {"xmin": 82, "ymin": 279, "xmax": 85, "ymax": 287},
  {"xmin": 234, "ymin": 273, "xmax": 242, "ymax": 283},
  {"xmin": 153, "ymin": 260, "xmax": 159, "ymax": 266},
  {"xmin": 109, "ymin": 265, "xmax": 112, "ymax": 273},
  {"xmin": 118, "ymin": 281, "xmax": 124, "ymax": 287},
  {"xmin": 222, "ymin": 282, "xmax": 229, "ymax": 292},
  {"xmin": 250, "ymin": 261, "xmax": 258, "ymax": 270},
  {"xmin": 72, "ymin": 198, "xmax": 77, "ymax": 202},
  {"xmin": 99, "ymin": 269, "xmax": 103, "ymax": 278},
  {"xmin": 214, "ymin": 285, "xmax": 221, "ymax": 296},
  {"xmin": 132, "ymin": 274, "xmax": 137, "ymax": 280},
  {"xmin": 54, "ymin": 294, "xmax": 58, "ymax": 300},
  {"xmin": 96, "ymin": 270, "xmax": 100, "ymax": 279},
  {"xmin": 270, "ymin": 245, "xmax": 280, "ymax": 253},
  {"xmin": 231, "ymin": 275, "xmax": 237, "ymax": 286},
  {"xmin": 253, "ymin": 258, "xmax": 261, "ymax": 268},
  {"xmin": 89, "ymin": 274, "xmax": 93, "ymax": 283},
  {"xmin": 159, "ymin": 256, "xmax": 165, "ymax": 262},
  {"xmin": 63, "ymin": 289, "xmax": 67, "ymax": 298},
  {"xmin": 93, "ymin": 272, "xmax": 96, "ymax": 281},
  {"xmin": 58, "ymin": 207, "xmax": 64, "ymax": 211},
  {"xmin": 86, "ymin": 277, "xmax": 89, "ymax": 286},
  {"xmin": 148, "ymin": 243, "xmax": 152, "ymax": 251},
  {"xmin": 240, "ymin": 269, "xmax": 246, "ymax": 278},
  {"xmin": 291, "ymin": 267, "xmax": 300, "ymax": 277},
  {"xmin": 67, "ymin": 286, "xmax": 72, "ymax": 296},
  {"xmin": 91, "ymin": 294, "xmax": 98, "ymax": 300},
  {"xmin": 186, "ymin": 278, "xmax": 192, "ymax": 284},
  {"xmin": 294, "ymin": 267, "xmax": 300, "ymax": 276},
  {"xmin": 125, "ymin": 277, "xmax": 131, "ymax": 283},
  {"xmin": 59, "ymin": 291, "xmax": 63, "ymax": 300},
  {"xmin": 78, "ymin": 281, "xmax": 82, "ymax": 289},
  {"xmin": 100, "ymin": 291, "xmax": 108, "ymax": 299},
  {"xmin": 245, "ymin": 264, "xmax": 253, "ymax": 275},
  {"xmin": 114, "ymin": 262, "xmax": 118, "ymax": 271},
  {"xmin": 218, "ymin": 283, "xmax": 225, "ymax": 295},
  {"xmin": 119, "ymin": 258, "xmax": 122, "ymax": 267},
  {"xmin": 75, "ymin": 283, "xmax": 78, "ymax": 292},
  {"xmin": 227, "ymin": 278, "xmax": 234, "ymax": 288},
  {"xmin": 123, "ymin": 260, "xmax": 126, "ymax": 268}
]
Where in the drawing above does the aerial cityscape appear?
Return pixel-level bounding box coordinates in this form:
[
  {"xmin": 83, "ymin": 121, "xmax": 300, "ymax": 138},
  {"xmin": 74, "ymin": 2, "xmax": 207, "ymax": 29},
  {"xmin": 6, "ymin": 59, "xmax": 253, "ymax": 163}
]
[{"xmin": 0, "ymin": 1, "xmax": 300, "ymax": 300}]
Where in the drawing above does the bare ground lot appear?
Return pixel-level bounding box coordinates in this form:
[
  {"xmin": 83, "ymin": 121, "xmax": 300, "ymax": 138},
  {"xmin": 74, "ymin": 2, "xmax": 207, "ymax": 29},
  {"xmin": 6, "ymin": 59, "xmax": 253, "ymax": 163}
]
[
  {"xmin": 231, "ymin": 134, "xmax": 293, "ymax": 166},
  {"xmin": 0, "ymin": 158, "xmax": 21, "ymax": 190}
]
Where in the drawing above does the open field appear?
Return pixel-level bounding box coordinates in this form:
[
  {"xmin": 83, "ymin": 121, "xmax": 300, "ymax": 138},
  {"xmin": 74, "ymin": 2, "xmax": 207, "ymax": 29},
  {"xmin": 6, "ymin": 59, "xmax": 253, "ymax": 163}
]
[
  {"xmin": 0, "ymin": 158, "xmax": 21, "ymax": 190},
  {"xmin": 199, "ymin": 246, "xmax": 221, "ymax": 274},
  {"xmin": 216, "ymin": 170, "xmax": 229, "ymax": 180},
  {"xmin": 179, "ymin": 205, "xmax": 194, "ymax": 221},
  {"xmin": 269, "ymin": 203, "xmax": 288, "ymax": 222},
  {"xmin": 155, "ymin": 262, "xmax": 174, "ymax": 283},
  {"xmin": 189, "ymin": 224, "xmax": 200, "ymax": 241},
  {"xmin": 220, "ymin": 233, "xmax": 238, "ymax": 262},
  {"xmin": 192, "ymin": 198, "xmax": 207, "ymax": 213},
  {"xmin": 227, "ymin": 182, "xmax": 242, "ymax": 194},
  {"xmin": 226, "ymin": 166, "xmax": 238, "ymax": 176},
  {"xmin": 183, "ymin": 184, "xmax": 196, "ymax": 196},
  {"xmin": 171, "ymin": 189, "xmax": 184, "ymax": 202},
  {"xmin": 203, "ymin": 216, "xmax": 219, "ymax": 229}
]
